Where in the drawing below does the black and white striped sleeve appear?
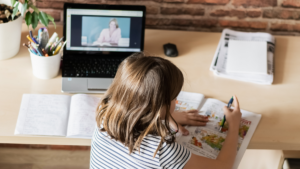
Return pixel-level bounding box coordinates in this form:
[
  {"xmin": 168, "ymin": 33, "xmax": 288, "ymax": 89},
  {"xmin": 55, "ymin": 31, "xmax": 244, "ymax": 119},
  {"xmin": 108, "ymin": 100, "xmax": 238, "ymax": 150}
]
[{"xmin": 158, "ymin": 142, "xmax": 191, "ymax": 169}]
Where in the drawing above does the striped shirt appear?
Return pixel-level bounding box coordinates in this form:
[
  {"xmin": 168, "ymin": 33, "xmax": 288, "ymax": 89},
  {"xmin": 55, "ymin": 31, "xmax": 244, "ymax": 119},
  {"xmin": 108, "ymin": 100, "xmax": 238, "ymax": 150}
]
[{"xmin": 90, "ymin": 128, "xmax": 191, "ymax": 169}]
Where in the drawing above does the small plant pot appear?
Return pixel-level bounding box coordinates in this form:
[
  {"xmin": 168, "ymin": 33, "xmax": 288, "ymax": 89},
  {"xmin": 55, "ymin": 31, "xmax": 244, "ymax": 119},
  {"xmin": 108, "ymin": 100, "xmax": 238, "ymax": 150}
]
[
  {"xmin": 0, "ymin": 0, "xmax": 23, "ymax": 60},
  {"xmin": 29, "ymin": 50, "xmax": 61, "ymax": 79}
]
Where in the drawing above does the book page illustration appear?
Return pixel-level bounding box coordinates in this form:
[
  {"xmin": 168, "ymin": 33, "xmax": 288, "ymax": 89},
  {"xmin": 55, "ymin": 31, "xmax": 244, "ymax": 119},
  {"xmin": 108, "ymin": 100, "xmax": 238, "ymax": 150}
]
[
  {"xmin": 175, "ymin": 91, "xmax": 205, "ymax": 111},
  {"xmin": 199, "ymin": 99, "xmax": 252, "ymax": 139},
  {"xmin": 176, "ymin": 97, "xmax": 261, "ymax": 169},
  {"xmin": 175, "ymin": 100, "xmax": 199, "ymax": 111}
]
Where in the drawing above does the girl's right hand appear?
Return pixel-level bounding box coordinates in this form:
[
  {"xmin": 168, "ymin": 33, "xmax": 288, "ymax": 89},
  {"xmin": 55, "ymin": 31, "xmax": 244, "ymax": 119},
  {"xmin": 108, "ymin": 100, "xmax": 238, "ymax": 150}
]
[{"xmin": 222, "ymin": 95, "xmax": 242, "ymax": 130}]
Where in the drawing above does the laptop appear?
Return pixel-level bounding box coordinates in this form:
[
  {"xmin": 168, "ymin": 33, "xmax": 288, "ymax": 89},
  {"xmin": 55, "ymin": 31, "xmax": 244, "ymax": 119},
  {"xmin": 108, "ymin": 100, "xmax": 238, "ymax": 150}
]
[{"xmin": 62, "ymin": 3, "xmax": 146, "ymax": 93}]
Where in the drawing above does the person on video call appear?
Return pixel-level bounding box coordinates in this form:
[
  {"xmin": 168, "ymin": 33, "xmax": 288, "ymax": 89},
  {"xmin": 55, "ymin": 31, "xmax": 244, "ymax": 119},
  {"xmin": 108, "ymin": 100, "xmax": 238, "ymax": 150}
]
[{"xmin": 93, "ymin": 18, "xmax": 121, "ymax": 46}]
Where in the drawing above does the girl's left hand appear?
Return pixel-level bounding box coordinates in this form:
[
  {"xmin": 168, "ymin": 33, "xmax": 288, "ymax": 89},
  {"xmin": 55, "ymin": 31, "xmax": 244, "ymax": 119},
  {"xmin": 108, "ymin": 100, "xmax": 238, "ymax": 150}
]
[{"xmin": 170, "ymin": 110, "xmax": 209, "ymax": 136}]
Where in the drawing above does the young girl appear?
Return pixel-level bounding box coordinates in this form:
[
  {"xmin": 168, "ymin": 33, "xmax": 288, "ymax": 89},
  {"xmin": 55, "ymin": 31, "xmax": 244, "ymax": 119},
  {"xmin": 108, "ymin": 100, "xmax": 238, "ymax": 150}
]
[{"xmin": 90, "ymin": 53, "xmax": 241, "ymax": 169}]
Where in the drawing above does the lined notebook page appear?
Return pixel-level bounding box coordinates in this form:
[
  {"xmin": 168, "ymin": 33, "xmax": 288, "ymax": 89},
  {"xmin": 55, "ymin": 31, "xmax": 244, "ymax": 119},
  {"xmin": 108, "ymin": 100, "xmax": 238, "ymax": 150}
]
[
  {"xmin": 67, "ymin": 94, "xmax": 100, "ymax": 138},
  {"xmin": 15, "ymin": 94, "xmax": 71, "ymax": 136}
]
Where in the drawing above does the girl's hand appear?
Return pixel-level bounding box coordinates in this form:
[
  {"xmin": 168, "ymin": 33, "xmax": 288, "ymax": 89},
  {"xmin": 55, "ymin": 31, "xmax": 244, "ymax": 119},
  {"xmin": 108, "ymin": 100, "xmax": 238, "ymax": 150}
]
[
  {"xmin": 222, "ymin": 95, "xmax": 242, "ymax": 130},
  {"xmin": 171, "ymin": 110, "xmax": 209, "ymax": 136},
  {"xmin": 172, "ymin": 109, "xmax": 209, "ymax": 126}
]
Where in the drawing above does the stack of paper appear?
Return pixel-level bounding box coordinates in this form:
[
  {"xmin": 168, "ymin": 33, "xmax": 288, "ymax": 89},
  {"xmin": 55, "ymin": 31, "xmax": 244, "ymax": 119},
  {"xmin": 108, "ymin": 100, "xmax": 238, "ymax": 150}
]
[{"xmin": 210, "ymin": 29, "xmax": 275, "ymax": 85}]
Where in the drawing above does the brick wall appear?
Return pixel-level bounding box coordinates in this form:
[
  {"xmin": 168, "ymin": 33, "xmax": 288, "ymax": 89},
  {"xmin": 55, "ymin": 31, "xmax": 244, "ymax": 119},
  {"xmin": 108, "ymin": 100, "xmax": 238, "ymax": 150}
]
[{"xmin": 34, "ymin": 0, "xmax": 300, "ymax": 35}]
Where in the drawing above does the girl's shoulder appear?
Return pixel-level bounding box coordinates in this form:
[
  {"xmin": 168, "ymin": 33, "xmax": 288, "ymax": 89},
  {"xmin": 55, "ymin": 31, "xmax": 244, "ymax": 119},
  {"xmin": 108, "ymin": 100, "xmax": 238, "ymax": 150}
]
[{"xmin": 143, "ymin": 134, "xmax": 162, "ymax": 144}]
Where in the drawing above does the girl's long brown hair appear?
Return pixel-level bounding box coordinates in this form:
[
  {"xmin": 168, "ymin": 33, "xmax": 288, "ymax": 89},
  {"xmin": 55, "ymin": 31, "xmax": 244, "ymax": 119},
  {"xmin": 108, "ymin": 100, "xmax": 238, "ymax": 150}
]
[{"xmin": 96, "ymin": 53, "xmax": 184, "ymax": 157}]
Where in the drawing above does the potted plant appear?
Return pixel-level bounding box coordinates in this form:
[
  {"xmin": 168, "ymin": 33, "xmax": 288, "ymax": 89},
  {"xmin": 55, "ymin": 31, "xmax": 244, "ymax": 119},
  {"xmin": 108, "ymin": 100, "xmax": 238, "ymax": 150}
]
[
  {"xmin": 0, "ymin": 0, "xmax": 22, "ymax": 60},
  {"xmin": 0, "ymin": 0, "xmax": 55, "ymax": 60},
  {"xmin": 11, "ymin": 0, "xmax": 56, "ymax": 29}
]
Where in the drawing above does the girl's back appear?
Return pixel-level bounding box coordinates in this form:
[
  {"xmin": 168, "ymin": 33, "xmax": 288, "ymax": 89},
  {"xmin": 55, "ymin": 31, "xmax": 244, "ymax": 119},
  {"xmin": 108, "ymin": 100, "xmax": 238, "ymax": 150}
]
[
  {"xmin": 90, "ymin": 53, "xmax": 242, "ymax": 169},
  {"xmin": 90, "ymin": 126, "xmax": 190, "ymax": 168},
  {"xmin": 90, "ymin": 53, "xmax": 190, "ymax": 168}
]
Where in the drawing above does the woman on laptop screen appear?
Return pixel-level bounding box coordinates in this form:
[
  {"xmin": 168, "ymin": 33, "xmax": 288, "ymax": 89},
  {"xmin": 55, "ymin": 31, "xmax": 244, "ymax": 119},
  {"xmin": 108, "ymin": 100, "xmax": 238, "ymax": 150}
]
[{"xmin": 93, "ymin": 18, "xmax": 121, "ymax": 46}]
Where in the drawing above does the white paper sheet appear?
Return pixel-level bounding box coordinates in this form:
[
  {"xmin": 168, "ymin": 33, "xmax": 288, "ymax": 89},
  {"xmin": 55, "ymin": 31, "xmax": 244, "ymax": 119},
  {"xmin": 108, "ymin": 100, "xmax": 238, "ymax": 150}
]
[
  {"xmin": 15, "ymin": 94, "xmax": 71, "ymax": 136},
  {"xmin": 67, "ymin": 94, "xmax": 100, "ymax": 138},
  {"xmin": 226, "ymin": 40, "xmax": 268, "ymax": 74},
  {"xmin": 210, "ymin": 29, "xmax": 275, "ymax": 84}
]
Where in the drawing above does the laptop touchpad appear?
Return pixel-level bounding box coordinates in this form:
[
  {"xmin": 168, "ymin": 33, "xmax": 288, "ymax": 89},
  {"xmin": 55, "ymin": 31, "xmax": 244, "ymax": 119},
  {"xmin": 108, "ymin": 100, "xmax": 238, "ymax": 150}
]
[{"xmin": 88, "ymin": 78, "xmax": 113, "ymax": 90}]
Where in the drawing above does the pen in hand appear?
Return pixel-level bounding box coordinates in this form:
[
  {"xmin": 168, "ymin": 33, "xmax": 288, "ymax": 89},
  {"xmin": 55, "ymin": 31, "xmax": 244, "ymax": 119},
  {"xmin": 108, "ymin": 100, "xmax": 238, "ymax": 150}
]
[{"xmin": 219, "ymin": 96, "xmax": 234, "ymax": 132}]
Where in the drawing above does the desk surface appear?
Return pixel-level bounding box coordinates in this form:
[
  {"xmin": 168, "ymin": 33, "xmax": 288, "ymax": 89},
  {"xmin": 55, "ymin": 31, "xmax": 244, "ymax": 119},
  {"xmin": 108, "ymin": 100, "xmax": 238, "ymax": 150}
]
[{"xmin": 1, "ymin": 24, "xmax": 300, "ymax": 150}]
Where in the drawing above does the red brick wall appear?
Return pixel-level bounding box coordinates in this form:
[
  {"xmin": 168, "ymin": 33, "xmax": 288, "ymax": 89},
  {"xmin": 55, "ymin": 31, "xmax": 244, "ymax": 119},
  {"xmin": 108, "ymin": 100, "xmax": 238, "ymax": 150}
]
[{"xmin": 34, "ymin": 0, "xmax": 300, "ymax": 35}]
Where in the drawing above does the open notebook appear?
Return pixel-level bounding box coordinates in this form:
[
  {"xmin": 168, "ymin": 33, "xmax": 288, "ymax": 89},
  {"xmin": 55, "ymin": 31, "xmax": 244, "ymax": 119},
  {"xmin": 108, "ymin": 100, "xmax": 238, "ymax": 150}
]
[
  {"xmin": 15, "ymin": 94, "xmax": 100, "ymax": 138},
  {"xmin": 175, "ymin": 91, "xmax": 261, "ymax": 169}
]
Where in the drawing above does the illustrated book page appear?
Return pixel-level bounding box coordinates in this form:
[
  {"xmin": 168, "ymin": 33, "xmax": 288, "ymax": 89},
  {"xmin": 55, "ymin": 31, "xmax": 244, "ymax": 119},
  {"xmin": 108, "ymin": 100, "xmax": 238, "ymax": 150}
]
[
  {"xmin": 175, "ymin": 91, "xmax": 205, "ymax": 111},
  {"xmin": 175, "ymin": 92, "xmax": 261, "ymax": 169}
]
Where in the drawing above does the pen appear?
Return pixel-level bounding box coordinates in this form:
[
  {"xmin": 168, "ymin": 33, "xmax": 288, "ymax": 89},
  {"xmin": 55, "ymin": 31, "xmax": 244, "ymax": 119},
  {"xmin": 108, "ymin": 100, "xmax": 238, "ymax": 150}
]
[
  {"xmin": 29, "ymin": 31, "xmax": 39, "ymax": 44},
  {"xmin": 42, "ymin": 49, "xmax": 49, "ymax": 57},
  {"xmin": 23, "ymin": 43, "xmax": 35, "ymax": 54},
  {"xmin": 45, "ymin": 32, "xmax": 58, "ymax": 52},
  {"xmin": 28, "ymin": 44, "xmax": 38, "ymax": 55},
  {"xmin": 41, "ymin": 49, "xmax": 47, "ymax": 55},
  {"xmin": 27, "ymin": 35, "xmax": 35, "ymax": 44},
  {"xmin": 39, "ymin": 28, "xmax": 49, "ymax": 49},
  {"xmin": 28, "ymin": 43, "xmax": 37, "ymax": 53},
  {"xmin": 56, "ymin": 36, "xmax": 64, "ymax": 45},
  {"xmin": 50, "ymin": 42, "xmax": 57, "ymax": 52},
  {"xmin": 23, "ymin": 43, "xmax": 29, "ymax": 48},
  {"xmin": 53, "ymin": 43, "xmax": 62, "ymax": 55},
  {"xmin": 30, "ymin": 42, "xmax": 44, "ymax": 56},
  {"xmin": 219, "ymin": 96, "xmax": 234, "ymax": 132},
  {"xmin": 38, "ymin": 28, "xmax": 43, "ymax": 43},
  {"xmin": 37, "ymin": 47, "xmax": 44, "ymax": 56},
  {"xmin": 59, "ymin": 41, "xmax": 67, "ymax": 54}
]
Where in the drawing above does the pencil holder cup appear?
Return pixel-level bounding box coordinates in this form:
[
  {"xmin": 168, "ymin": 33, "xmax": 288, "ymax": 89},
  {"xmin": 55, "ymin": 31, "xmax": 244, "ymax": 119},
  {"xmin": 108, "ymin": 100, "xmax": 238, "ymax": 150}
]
[{"xmin": 29, "ymin": 50, "xmax": 61, "ymax": 79}]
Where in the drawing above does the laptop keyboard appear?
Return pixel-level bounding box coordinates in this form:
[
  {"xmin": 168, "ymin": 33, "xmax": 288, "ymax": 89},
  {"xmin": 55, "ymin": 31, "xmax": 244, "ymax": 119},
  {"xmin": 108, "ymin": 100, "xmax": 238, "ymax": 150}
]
[{"xmin": 62, "ymin": 57, "xmax": 124, "ymax": 78}]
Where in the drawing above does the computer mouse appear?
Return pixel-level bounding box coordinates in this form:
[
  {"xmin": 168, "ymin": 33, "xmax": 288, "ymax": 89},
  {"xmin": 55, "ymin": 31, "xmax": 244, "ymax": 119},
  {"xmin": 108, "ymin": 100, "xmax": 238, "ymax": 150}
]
[{"xmin": 163, "ymin": 43, "xmax": 178, "ymax": 57}]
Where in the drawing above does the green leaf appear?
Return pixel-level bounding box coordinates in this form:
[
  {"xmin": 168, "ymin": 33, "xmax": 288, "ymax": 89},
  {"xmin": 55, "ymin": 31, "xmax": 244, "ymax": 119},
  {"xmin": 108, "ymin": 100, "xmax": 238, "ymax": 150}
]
[
  {"xmin": 21, "ymin": 2, "xmax": 28, "ymax": 17},
  {"xmin": 25, "ymin": 11, "xmax": 32, "ymax": 28},
  {"xmin": 39, "ymin": 11, "xmax": 48, "ymax": 27},
  {"xmin": 11, "ymin": 0, "xmax": 16, "ymax": 6},
  {"xmin": 47, "ymin": 14, "xmax": 56, "ymax": 29},
  {"xmin": 29, "ymin": 4, "xmax": 39, "ymax": 14},
  {"xmin": 31, "ymin": 11, "xmax": 39, "ymax": 30},
  {"xmin": 12, "ymin": 2, "xmax": 19, "ymax": 20}
]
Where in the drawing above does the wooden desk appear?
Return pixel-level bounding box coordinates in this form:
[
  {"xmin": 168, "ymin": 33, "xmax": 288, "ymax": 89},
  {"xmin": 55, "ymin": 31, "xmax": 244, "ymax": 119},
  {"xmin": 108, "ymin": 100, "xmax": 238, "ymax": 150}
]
[{"xmin": 1, "ymin": 24, "xmax": 300, "ymax": 149}]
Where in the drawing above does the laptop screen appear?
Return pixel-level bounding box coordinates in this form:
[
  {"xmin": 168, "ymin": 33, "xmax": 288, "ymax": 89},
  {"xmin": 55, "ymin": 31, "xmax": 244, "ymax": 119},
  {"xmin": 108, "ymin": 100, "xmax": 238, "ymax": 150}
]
[{"xmin": 66, "ymin": 8, "xmax": 144, "ymax": 53}]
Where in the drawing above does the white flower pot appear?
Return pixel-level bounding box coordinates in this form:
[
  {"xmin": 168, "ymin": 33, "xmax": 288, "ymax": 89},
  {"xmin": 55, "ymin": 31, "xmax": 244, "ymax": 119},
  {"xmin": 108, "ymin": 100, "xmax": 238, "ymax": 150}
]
[{"xmin": 0, "ymin": 0, "xmax": 23, "ymax": 60}]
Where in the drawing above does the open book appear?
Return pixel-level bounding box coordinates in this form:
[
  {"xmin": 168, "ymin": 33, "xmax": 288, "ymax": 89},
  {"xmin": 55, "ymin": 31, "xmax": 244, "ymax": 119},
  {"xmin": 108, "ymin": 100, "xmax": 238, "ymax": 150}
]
[
  {"xmin": 15, "ymin": 94, "xmax": 100, "ymax": 138},
  {"xmin": 175, "ymin": 91, "xmax": 261, "ymax": 169}
]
